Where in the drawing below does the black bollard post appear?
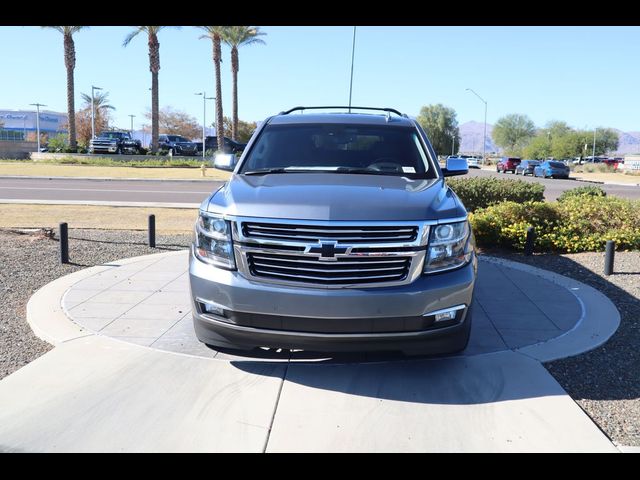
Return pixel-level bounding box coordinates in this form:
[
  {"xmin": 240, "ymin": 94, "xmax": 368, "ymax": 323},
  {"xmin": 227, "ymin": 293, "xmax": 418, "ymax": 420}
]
[
  {"xmin": 604, "ymin": 240, "xmax": 615, "ymax": 276},
  {"xmin": 59, "ymin": 222, "xmax": 69, "ymax": 264},
  {"xmin": 524, "ymin": 226, "xmax": 535, "ymax": 256},
  {"xmin": 148, "ymin": 214, "xmax": 156, "ymax": 248}
]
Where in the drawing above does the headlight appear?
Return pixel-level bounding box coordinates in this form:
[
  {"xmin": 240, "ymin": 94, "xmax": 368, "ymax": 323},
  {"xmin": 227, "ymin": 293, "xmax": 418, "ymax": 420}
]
[
  {"xmin": 423, "ymin": 220, "xmax": 472, "ymax": 274},
  {"xmin": 193, "ymin": 212, "xmax": 236, "ymax": 269}
]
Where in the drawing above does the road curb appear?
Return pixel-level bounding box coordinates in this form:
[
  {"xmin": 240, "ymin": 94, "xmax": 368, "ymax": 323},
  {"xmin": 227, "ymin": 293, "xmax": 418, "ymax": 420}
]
[
  {"xmin": 0, "ymin": 199, "xmax": 200, "ymax": 209},
  {"xmin": 0, "ymin": 175, "xmax": 226, "ymax": 183}
]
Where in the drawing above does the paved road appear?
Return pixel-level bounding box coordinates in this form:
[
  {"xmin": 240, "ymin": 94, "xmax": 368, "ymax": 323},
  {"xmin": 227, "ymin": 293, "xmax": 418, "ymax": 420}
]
[
  {"xmin": 465, "ymin": 168, "xmax": 640, "ymax": 201},
  {"xmin": 0, "ymin": 177, "xmax": 223, "ymax": 205},
  {"xmin": 0, "ymin": 172, "xmax": 638, "ymax": 205}
]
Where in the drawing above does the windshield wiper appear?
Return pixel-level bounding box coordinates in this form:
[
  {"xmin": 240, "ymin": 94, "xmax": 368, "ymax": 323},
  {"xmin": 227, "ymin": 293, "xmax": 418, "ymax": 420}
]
[
  {"xmin": 242, "ymin": 168, "xmax": 291, "ymax": 175},
  {"xmin": 243, "ymin": 167, "xmax": 342, "ymax": 175}
]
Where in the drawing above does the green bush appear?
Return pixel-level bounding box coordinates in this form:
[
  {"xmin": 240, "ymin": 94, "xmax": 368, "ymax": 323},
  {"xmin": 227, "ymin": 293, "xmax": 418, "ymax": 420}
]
[
  {"xmin": 469, "ymin": 196, "xmax": 640, "ymax": 253},
  {"xmin": 35, "ymin": 156, "xmax": 202, "ymax": 168},
  {"xmin": 46, "ymin": 133, "xmax": 68, "ymax": 152},
  {"xmin": 447, "ymin": 177, "xmax": 545, "ymax": 212},
  {"xmin": 557, "ymin": 185, "xmax": 606, "ymax": 202}
]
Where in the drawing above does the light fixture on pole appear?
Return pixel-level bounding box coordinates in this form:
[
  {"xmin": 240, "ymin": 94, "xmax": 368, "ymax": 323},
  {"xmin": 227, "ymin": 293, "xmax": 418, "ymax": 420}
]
[
  {"xmin": 466, "ymin": 88, "xmax": 487, "ymax": 163},
  {"xmin": 195, "ymin": 92, "xmax": 215, "ymax": 159},
  {"xmin": 128, "ymin": 114, "xmax": 136, "ymax": 133},
  {"xmin": 91, "ymin": 85, "xmax": 103, "ymax": 139},
  {"xmin": 29, "ymin": 102, "xmax": 47, "ymax": 152}
]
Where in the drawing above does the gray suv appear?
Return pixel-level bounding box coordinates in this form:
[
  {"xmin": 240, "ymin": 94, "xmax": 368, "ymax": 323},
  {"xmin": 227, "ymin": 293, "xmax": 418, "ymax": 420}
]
[{"xmin": 189, "ymin": 106, "xmax": 477, "ymax": 355}]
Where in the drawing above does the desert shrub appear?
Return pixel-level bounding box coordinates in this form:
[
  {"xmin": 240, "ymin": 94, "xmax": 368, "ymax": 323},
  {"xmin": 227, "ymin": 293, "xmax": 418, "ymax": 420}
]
[
  {"xmin": 557, "ymin": 185, "xmax": 606, "ymax": 202},
  {"xmin": 469, "ymin": 196, "xmax": 640, "ymax": 252},
  {"xmin": 447, "ymin": 177, "xmax": 545, "ymax": 212},
  {"xmin": 46, "ymin": 133, "xmax": 68, "ymax": 152}
]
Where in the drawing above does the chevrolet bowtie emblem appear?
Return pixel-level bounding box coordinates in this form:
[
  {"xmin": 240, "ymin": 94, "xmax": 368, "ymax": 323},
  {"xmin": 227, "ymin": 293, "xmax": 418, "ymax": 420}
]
[{"xmin": 305, "ymin": 241, "xmax": 352, "ymax": 261}]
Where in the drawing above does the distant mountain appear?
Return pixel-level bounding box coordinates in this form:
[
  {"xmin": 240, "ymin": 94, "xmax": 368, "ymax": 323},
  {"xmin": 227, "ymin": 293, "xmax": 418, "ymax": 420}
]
[
  {"xmin": 458, "ymin": 121, "xmax": 639, "ymax": 156},
  {"xmin": 612, "ymin": 129, "xmax": 640, "ymax": 155},
  {"xmin": 458, "ymin": 121, "xmax": 498, "ymax": 155}
]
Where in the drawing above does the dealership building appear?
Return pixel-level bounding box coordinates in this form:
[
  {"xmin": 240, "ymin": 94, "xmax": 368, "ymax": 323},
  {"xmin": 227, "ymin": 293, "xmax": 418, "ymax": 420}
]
[{"xmin": 0, "ymin": 109, "xmax": 68, "ymax": 138}]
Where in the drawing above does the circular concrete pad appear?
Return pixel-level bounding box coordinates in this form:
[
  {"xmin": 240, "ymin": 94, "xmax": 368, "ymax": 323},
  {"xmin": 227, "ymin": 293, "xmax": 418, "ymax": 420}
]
[{"xmin": 60, "ymin": 251, "xmax": 583, "ymax": 362}]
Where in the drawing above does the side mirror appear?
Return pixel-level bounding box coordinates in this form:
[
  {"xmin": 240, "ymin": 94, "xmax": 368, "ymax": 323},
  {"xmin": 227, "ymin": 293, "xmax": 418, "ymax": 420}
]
[
  {"xmin": 442, "ymin": 157, "xmax": 468, "ymax": 177},
  {"xmin": 213, "ymin": 153, "xmax": 237, "ymax": 171}
]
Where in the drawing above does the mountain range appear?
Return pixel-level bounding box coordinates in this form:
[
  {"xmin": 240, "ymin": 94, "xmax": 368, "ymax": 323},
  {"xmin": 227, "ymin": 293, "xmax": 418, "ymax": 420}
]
[{"xmin": 458, "ymin": 121, "xmax": 640, "ymax": 155}]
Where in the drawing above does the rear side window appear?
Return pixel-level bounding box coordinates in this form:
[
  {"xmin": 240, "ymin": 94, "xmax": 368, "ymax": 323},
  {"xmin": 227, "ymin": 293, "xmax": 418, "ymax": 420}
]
[{"xmin": 549, "ymin": 161, "xmax": 566, "ymax": 168}]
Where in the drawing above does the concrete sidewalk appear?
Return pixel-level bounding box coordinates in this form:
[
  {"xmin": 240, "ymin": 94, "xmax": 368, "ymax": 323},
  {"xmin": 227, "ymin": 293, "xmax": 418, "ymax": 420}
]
[{"xmin": 0, "ymin": 251, "xmax": 622, "ymax": 452}]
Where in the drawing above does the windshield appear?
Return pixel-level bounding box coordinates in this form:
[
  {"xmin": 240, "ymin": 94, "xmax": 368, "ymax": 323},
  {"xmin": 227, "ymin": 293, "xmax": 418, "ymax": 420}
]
[
  {"xmin": 549, "ymin": 161, "xmax": 566, "ymax": 168},
  {"xmin": 101, "ymin": 132, "xmax": 125, "ymax": 139},
  {"xmin": 240, "ymin": 124, "xmax": 433, "ymax": 177},
  {"xmin": 167, "ymin": 135, "xmax": 189, "ymax": 142}
]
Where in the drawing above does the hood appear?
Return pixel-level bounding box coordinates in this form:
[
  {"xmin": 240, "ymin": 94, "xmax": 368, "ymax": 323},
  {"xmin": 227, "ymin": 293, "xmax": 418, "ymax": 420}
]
[{"xmin": 207, "ymin": 173, "xmax": 465, "ymax": 221}]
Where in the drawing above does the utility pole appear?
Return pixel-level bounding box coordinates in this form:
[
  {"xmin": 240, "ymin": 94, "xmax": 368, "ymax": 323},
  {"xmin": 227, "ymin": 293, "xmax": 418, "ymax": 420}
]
[
  {"xmin": 129, "ymin": 114, "xmax": 136, "ymax": 133},
  {"xmin": 348, "ymin": 26, "xmax": 357, "ymax": 112},
  {"xmin": 29, "ymin": 102, "xmax": 47, "ymax": 152},
  {"xmin": 466, "ymin": 88, "xmax": 487, "ymax": 164}
]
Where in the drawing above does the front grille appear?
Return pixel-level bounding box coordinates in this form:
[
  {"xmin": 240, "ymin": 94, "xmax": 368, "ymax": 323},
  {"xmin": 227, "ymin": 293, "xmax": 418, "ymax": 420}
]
[
  {"xmin": 242, "ymin": 222, "xmax": 418, "ymax": 244},
  {"xmin": 247, "ymin": 252, "xmax": 411, "ymax": 285}
]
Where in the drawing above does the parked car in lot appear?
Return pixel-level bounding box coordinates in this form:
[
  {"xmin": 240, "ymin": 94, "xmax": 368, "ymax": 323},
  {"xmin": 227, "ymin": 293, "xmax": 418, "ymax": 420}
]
[
  {"xmin": 457, "ymin": 155, "xmax": 481, "ymax": 169},
  {"xmin": 89, "ymin": 131, "xmax": 141, "ymax": 155},
  {"xmin": 515, "ymin": 159, "xmax": 540, "ymax": 176},
  {"xmin": 194, "ymin": 136, "xmax": 247, "ymax": 154},
  {"xmin": 496, "ymin": 157, "xmax": 521, "ymax": 174},
  {"xmin": 190, "ymin": 106, "xmax": 477, "ymax": 356},
  {"xmin": 158, "ymin": 134, "xmax": 199, "ymax": 156},
  {"xmin": 534, "ymin": 160, "xmax": 570, "ymax": 179}
]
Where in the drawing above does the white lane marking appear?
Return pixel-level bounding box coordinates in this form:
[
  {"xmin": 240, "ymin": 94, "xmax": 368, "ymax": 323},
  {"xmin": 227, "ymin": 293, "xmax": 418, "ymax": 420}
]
[{"xmin": 0, "ymin": 186, "xmax": 212, "ymax": 194}]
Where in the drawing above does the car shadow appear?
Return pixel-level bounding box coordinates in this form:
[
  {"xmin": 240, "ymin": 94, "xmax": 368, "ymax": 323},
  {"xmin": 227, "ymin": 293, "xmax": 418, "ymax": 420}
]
[
  {"xmin": 227, "ymin": 250, "xmax": 638, "ymax": 406},
  {"xmin": 478, "ymin": 249, "xmax": 640, "ymax": 403}
]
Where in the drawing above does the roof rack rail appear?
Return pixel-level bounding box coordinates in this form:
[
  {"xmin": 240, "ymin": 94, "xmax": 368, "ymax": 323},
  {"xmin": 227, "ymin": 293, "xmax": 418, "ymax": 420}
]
[{"xmin": 279, "ymin": 106, "xmax": 408, "ymax": 118}]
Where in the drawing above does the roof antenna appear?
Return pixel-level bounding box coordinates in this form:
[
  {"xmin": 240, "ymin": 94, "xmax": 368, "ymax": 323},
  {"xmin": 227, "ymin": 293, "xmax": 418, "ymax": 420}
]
[{"xmin": 348, "ymin": 26, "xmax": 357, "ymax": 113}]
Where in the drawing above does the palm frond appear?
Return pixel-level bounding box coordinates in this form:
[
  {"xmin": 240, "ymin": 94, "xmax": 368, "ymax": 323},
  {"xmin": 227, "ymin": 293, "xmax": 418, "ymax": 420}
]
[{"xmin": 123, "ymin": 27, "xmax": 145, "ymax": 47}]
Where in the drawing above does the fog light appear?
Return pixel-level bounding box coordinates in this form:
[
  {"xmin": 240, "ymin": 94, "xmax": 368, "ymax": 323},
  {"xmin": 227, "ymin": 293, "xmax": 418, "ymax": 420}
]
[
  {"xmin": 198, "ymin": 298, "xmax": 225, "ymax": 317},
  {"xmin": 434, "ymin": 310, "xmax": 457, "ymax": 322},
  {"xmin": 424, "ymin": 304, "xmax": 466, "ymax": 323}
]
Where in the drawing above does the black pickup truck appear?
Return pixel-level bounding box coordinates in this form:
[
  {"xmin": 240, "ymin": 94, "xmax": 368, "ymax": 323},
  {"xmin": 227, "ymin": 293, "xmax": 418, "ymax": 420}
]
[
  {"xmin": 89, "ymin": 131, "xmax": 142, "ymax": 155},
  {"xmin": 195, "ymin": 136, "xmax": 247, "ymax": 154}
]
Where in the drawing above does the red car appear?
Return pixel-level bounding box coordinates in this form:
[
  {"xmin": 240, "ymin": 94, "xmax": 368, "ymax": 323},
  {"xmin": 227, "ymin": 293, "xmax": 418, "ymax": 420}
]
[{"xmin": 496, "ymin": 157, "xmax": 521, "ymax": 174}]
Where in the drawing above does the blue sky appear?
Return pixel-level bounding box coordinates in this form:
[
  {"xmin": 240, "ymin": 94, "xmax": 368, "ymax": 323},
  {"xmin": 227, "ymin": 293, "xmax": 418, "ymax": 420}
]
[{"xmin": 3, "ymin": 25, "xmax": 640, "ymax": 131}]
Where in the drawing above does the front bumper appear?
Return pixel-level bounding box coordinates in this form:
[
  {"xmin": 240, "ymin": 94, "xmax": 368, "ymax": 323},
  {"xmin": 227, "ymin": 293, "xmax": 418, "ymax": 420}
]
[{"xmin": 189, "ymin": 248, "xmax": 477, "ymax": 354}]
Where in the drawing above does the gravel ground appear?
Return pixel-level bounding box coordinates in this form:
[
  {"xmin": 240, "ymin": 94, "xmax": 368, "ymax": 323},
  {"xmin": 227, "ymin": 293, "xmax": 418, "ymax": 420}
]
[
  {"xmin": 1, "ymin": 228, "xmax": 638, "ymax": 446},
  {"xmin": 0, "ymin": 228, "xmax": 191, "ymax": 380},
  {"xmin": 484, "ymin": 248, "xmax": 640, "ymax": 447}
]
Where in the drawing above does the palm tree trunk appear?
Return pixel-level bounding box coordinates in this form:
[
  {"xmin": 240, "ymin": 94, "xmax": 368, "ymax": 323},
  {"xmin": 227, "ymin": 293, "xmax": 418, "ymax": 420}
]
[
  {"xmin": 151, "ymin": 71, "xmax": 159, "ymax": 153},
  {"xmin": 231, "ymin": 46, "xmax": 239, "ymax": 142},
  {"xmin": 149, "ymin": 33, "xmax": 160, "ymax": 153},
  {"xmin": 213, "ymin": 34, "xmax": 224, "ymax": 153},
  {"xmin": 63, "ymin": 33, "xmax": 77, "ymax": 150}
]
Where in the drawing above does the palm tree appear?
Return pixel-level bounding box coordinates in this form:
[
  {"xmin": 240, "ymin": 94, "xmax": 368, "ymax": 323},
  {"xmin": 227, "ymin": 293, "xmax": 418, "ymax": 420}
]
[
  {"xmin": 80, "ymin": 91, "xmax": 116, "ymax": 113},
  {"xmin": 123, "ymin": 26, "xmax": 167, "ymax": 153},
  {"xmin": 42, "ymin": 26, "xmax": 86, "ymax": 151},
  {"xmin": 222, "ymin": 26, "xmax": 266, "ymax": 141},
  {"xmin": 198, "ymin": 26, "xmax": 227, "ymax": 153}
]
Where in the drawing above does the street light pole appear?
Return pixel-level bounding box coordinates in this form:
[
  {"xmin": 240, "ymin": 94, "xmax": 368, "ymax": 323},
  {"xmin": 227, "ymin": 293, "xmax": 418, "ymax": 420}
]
[
  {"xmin": 592, "ymin": 127, "xmax": 597, "ymax": 161},
  {"xmin": 451, "ymin": 133, "xmax": 455, "ymax": 156},
  {"xmin": 195, "ymin": 92, "xmax": 215, "ymax": 159},
  {"xmin": 466, "ymin": 88, "xmax": 487, "ymax": 163},
  {"xmin": 29, "ymin": 103, "xmax": 47, "ymax": 152},
  {"xmin": 91, "ymin": 85, "xmax": 102, "ymax": 139},
  {"xmin": 128, "ymin": 114, "xmax": 136, "ymax": 133}
]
